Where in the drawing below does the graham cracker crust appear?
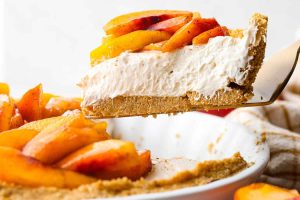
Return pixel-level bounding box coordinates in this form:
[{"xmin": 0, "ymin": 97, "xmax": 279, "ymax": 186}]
[{"xmin": 83, "ymin": 13, "xmax": 268, "ymax": 118}]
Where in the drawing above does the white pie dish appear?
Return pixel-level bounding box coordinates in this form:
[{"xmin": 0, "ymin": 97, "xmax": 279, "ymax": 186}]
[{"xmin": 92, "ymin": 112, "xmax": 269, "ymax": 200}]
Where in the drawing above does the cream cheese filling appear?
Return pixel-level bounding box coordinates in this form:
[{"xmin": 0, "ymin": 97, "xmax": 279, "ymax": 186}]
[{"xmin": 79, "ymin": 21, "xmax": 258, "ymax": 105}]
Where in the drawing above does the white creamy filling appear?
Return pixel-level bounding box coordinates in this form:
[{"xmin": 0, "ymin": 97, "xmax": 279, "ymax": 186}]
[{"xmin": 80, "ymin": 22, "xmax": 257, "ymax": 105}]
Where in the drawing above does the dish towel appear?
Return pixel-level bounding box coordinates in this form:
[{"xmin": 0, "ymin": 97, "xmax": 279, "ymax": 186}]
[{"xmin": 226, "ymin": 65, "xmax": 300, "ymax": 190}]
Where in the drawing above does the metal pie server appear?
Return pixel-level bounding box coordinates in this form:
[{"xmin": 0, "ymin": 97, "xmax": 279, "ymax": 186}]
[{"xmin": 243, "ymin": 40, "xmax": 300, "ymax": 107}]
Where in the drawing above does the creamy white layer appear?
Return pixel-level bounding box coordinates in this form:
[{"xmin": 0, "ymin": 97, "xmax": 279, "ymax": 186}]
[{"xmin": 80, "ymin": 21, "xmax": 258, "ymax": 105}]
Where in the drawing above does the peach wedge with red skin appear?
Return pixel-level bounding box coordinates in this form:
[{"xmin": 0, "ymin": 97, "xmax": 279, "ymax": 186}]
[
  {"xmin": 162, "ymin": 18, "xmax": 220, "ymax": 52},
  {"xmin": 148, "ymin": 15, "xmax": 192, "ymax": 34},
  {"xmin": 16, "ymin": 84, "xmax": 43, "ymax": 122},
  {"xmin": 23, "ymin": 114, "xmax": 109, "ymax": 164},
  {"xmin": 0, "ymin": 147, "xmax": 95, "ymax": 188},
  {"xmin": 91, "ymin": 30, "xmax": 171, "ymax": 65},
  {"xmin": 234, "ymin": 183, "xmax": 299, "ymax": 200},
  {"xmin": 104, "ymin": 10, "xmax": 193, "ymax": 36},
  {"xmin": 0, "ymin": 94, "xmax": 14, "ymax": 132},
  {"xmin": 56, "ymin": 140, "xmax": 152, "ymax": 180},
  {"xmin": 91, "ymin": 150, "xmax": 152, "ymax": 180},
  {"xmin": 193, "ymin": 26, "xmax": 228, "ymax": 45}
]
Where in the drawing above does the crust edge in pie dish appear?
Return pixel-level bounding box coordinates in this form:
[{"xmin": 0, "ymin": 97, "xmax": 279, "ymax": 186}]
[{"xmin": 0, "ymin": 153, "xmax": 247, "ymax": 200}]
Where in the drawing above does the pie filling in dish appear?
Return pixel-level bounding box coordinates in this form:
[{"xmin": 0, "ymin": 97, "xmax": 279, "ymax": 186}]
[{"xmin": 79, "ymin": 10, "xmax": 268, "ymax": 118}]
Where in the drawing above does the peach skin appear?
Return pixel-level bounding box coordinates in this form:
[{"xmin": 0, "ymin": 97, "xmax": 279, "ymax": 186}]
[
  {"xmin": 148, "ymin": 16, "xmax": 192, "ymax": 34},
  {"xmin": 193, "ymin": 26, "xmax": 228, "ymax": 45},
  {"xmin": 162, "ymin": 18, "xmax": 220, "ymax": 52},
  {"xmin": 104, "ymin": 10, "xmax": 192, "ymax": 36},
  {"xmin": 0, "ymin": 147, "xmax": 95, "ymax": 188},
  {"xmin": 23, "ymin": 114, "xmax": 109, "ymax": 164},
  {"xmin": 91, "ymin": 30, "xmax": 171, "ymax": 65}
]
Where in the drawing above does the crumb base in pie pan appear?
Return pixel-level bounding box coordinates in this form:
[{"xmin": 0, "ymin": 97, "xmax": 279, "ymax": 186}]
[{"xmin": 94, "ymin": 111, "xmax": 269, "ymax": 200}]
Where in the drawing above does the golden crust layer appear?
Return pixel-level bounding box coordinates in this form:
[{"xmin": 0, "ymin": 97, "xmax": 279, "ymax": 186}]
[{"xmin": 83, "ymin": 13, "xmax": 268, "ymax": 118}]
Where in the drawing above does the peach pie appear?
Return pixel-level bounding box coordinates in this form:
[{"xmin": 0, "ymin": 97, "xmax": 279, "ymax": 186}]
[{"xmin": 79, "ymin": 10, "xmax": 268, "ymax": 118}]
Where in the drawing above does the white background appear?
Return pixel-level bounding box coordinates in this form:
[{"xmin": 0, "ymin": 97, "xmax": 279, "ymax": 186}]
[{"xmin": 0, "ymin": 0, "xmax": 299, "ymax": 97}]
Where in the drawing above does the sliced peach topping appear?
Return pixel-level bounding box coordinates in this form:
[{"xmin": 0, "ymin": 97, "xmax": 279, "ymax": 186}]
[
  {"xmin": 148, "ymin": 15, "xmax": 192, "ymax": 34},
  {"xmin": 192, "ymin": 12, "xmax": 201, "ymax": 19},
  {"xmin": 162, "ymin": 18, "xmax": 220, "ymax": 52},
  {"xmin": 142, "ymin": 40, "xmax": 167, "ymax": 51},
  {"xmin": 0, "ymin": 82, "xmax": 10, "ymax": 95},
  {"xmin": 56, "ymin": 140, "xmax": 152, "ymax": 180},
  {"xmin": 42, "ymin": 97, "xmax": 82, "ymax": 118},
  {"xmin": 0, "ymin": 147, "xmax": 95, "ymax": 188},
  {"xmin": 10, "ymin": 107, "xmax": 24, "ymax": 129},
  {"xmin": 20, "ymin": 114, "xmax": 81, "ymax": 132},
  {"xmin": 234, "ymin": 183, "xmax": 299, "ymax": 200},
  {"xmin": 0, "ymin": 95, "xmax": 14, "ymax": 132},
  {"xmin": 16, "ymin": 84, "xmax": 43, "ymax": 122},
  {"xmin": 193, "ymin": 26, "xmax": 228, "ymax": 45},
  {"xmin": 41, "ymin": 93, "xmax": 58, "ymax": 109},
  {"xmin": 91, "ymin": 30, "xmax": 171, "ymax": 65},
  {"xmin": 0, "ymin": 129, "xmax": 38, "ymax": 150},
  {"xmin": 23, "ymin": 114, "xmax": 109, "ymax": 164},
  {"xmin": 102, "ymin": 34, "xmax": 117, "ymax": 43},
  {"xmin": 104, "ymin": 10, "xmax": 192, "ymax": 36}
]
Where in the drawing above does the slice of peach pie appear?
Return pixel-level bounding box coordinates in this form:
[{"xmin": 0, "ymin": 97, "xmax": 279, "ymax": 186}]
[{"xmin": 79, "ymin": 10, "xmax": 268, "ymax": 118}]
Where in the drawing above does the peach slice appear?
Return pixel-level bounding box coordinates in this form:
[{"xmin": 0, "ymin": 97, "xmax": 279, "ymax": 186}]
[
  {"xmin": 193, "ymin": 26, "xmax": 228, "ymax": 45},
  {"xmin": 56, "ymin": 140, "xmax": 152, "ymax": 180},
  {"xmin": 10, "ymin": 107, "xmax": 24, "ymax": 129},
  {"xmin": 192, "ymin": 12, "xmax": 201, "ymax": 19},
  {"xmin": 162, "ymin": 18, "xmax": 220, "ymax": 52},
  {"xmin": 102, "ymin": 34, "xmax": 117, "ymax": 43},
  {"xmin": 0, "ymin": 82, "xmax": 10, "ymax": 95},
  {"xmin": 234, "ymin": 183, "xmax": 299, "ymax": 200},
  {"xmin": 142, "ymin": 40, "xmax": 167, "ymax": 51},
  {"xmin": 23, "ymin": 114, "xmax": 109, "ymax": 164},
  {"xmin": 0, "ymin": 129, "xmax": 38, "ymax": 150},
  {"xmin": 42, "ymin": 97, "xmax": 82, "ymax": 118},
  {"xmin": 19, "ymin": 114, "xmax": 80, "ymax": 132},
  {"xmin": 89, "ymin": 149, "xmax": 152, "ymax": 181},
  {"xmin": 91, "ymin": 30, "xmax": 171, "ymax": 65},
  {"xmin": 0, "ymin": 147, "xmax": 95, "ymax": 188},
  {"xmin": 104, "ymin": 10, "xmax": 192, "ymax": 36},
  {"xmin": 148, "ymin": 16, "xmax": 192, "ymax": 33},
  {"xmin": 41, "ymin": 93, "xmax": 58, "ymax": 108},
  {"xmin": 136, "ymin": 150, "xmax": 152, "ymax": 178},
  {"xmin": 0, "ymin": 95, "xmax": 14, "ymax": 132},
  {"xmin": 16, "ymin": 84, "xmax": 43, "ymax": 122}
]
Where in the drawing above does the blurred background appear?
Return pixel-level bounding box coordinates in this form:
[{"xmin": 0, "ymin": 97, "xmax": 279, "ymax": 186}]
[{"xmin": 0, "ymin": 0, "xmax": 299, "ymax": 97}]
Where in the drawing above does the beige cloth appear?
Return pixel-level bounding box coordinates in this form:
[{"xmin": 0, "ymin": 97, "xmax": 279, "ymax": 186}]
[
  {"xmin": 226, "ymin": 101, "xmax": 300, "ymax": 189},
  {"xmin": 226, "ymin": 57, "xmax": 300, "ymax": 189}
]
